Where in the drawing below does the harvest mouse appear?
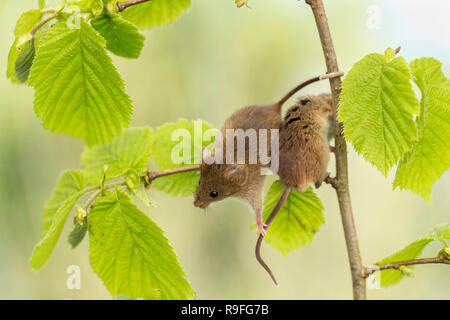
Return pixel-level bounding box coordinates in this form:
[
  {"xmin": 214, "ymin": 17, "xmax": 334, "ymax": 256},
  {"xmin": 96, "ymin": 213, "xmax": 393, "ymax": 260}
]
[
  {"xmin": 193, "ymin": 73, "xmax": 342, "ymax": 236},
  {"xmin": 256, "ymin": 93, "xmax": 335, "ymax": 284},
  {"xmin": 278, "ymin": 93, "xmax": 334, "ymax": 190}
]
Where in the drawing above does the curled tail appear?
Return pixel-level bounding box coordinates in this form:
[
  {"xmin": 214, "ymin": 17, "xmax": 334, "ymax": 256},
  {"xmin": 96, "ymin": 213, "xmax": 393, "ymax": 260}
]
[
  {"xmin": 271, "ymin": 71, "xmax": 343, "ymax": 113},
  {"xmin": 255, "ymin": 186, "xmax": 291, "ymax": 285}
]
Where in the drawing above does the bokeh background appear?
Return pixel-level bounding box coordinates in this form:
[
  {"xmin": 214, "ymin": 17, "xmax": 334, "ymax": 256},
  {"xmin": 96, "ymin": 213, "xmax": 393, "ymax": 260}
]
[{"xmin": 0, "ymin": 0, "xmax": 449, "ymax": 299}]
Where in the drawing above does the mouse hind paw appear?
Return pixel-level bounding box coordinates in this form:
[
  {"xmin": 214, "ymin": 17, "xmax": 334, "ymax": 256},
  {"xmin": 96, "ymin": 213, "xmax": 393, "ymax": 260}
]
[
  {"xmin": 257, "ymin": 220, "xmax": 268, "ymax": 237},
  {"xmin": 315, "ymin": 171, "xmax": 330, "ymax": 189}
]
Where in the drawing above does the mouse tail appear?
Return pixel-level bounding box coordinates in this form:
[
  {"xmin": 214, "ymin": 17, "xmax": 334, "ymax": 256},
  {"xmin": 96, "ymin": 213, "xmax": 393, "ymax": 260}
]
[
  {"xmin": 255, "ymin": 186, "xmax": 291, "ymax": 286},
  {"xmin": 271, "ymin": 71, "xmax": 344, "ymax": 113}
]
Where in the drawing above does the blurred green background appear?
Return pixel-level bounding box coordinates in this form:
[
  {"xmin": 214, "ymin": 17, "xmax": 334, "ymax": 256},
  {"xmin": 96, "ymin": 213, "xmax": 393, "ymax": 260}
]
[{"xmin": 0, "ymin": 0, "xmax": 449, "ymax": 299}]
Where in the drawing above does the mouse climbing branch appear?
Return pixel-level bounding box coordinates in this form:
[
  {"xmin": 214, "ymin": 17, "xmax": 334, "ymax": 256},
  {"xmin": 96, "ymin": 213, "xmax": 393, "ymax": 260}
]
[{"xmin": 305, "ymin": 0, "xmax": 367, "ymax": 299}]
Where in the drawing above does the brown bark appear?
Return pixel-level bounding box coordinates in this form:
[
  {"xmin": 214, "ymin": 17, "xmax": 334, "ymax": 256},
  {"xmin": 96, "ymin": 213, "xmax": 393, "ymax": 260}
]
[
  {"xmin": 117, "ymin": 0, "xmax": 152, "ymax": 12},
  {"xmin": 363, "ymin": 257, "xmax": 450, "ymax": 276},
  {"xmin": 305, "ymin": 0, "xmax": 366, "ymax": 299}
]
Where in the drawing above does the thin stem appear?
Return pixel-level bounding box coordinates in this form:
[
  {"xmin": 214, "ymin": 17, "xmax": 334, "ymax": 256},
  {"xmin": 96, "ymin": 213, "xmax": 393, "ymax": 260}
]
[
  {"xmin": 305, "ymin": 0, "xmax": 366, "ymax": 299},
  {"xmin": 30, "ymin": 12, "xmax": 58, "ymax": 40},
  {"xmin": 117, "ymin": 0, "xmax": 153, "ymax": 12},
  {"xmin": 276, "ymin": 71, "xmax": 344, "ymax": 107},
  {"xmin": 83, "ymin": 181, "xmax": 126, "ymax": 211},
  {"xmin": 79, "ymin": 166, "xmax": 199, "ymax": 209},
  {"xmin": 29, "ymin": 6, "xmax": 90, "ymax": 42},
  {"xmin": 324, "ymin": 175, "xmax": 339, "ymax": 189},
  {"xmin": 81, "ymin": 184, "xmax": 101, "ymax": 195},
  {"xmin": 84, "ymin": 189, "xmax": 103, "ymax": 211},
  {"xmin": 363, "ymin": 257, "xmax": 450, "ymax": 277},
  {"xmin": 147, "ymin": 165, "xmax": 200, "ymax": 183},
  {"xmin": 41, "ymin": 8, "xmax": 56, "ymax": 14}
]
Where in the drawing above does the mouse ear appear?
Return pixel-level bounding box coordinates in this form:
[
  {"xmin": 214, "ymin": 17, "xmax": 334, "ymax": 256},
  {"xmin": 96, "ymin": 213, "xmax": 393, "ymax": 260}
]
[
  {"xmin": 202, "ymin": 146, "xmax": 217, "ymax": 164},
  {"xmin": 201, "ymin": 147, "xmax": 211, "ymax": 163},
  {"xmin": 227, "ymin": 166, "xmax": 248, "ymax": 185}
]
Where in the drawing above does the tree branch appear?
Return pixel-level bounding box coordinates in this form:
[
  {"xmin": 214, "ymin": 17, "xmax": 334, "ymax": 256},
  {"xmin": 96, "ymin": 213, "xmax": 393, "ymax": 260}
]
[
  {"xmin": 30, "ymin": 12, "xmax": 58, "ymax": 41},
  {"xmin": 305, "ymin": 0, "xmax": 366, "ymax": 299},
  {"xmin": 146, "ymin": 165, "xmax": 200, "ymax": 186},
  {"xmin": 117, "ymin": 0, "xmax": 152, "ymax": 12},
  {"xmin": 363, "ymin": 257, "xmax": 450, "ymax": 277},
  {"xmin": 324, "ymin": 175, "xmax": 339, "ymax": 189}
]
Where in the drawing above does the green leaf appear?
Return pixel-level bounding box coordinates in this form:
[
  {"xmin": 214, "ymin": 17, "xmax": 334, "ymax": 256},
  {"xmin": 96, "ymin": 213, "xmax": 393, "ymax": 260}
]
[
  {"xmin": 135, "ymin": 182, "xmax": 154, "ymax": 207},
  {"xmin": 372, "ymin": 223, "xmax": 450, "ymax": 287},
  {"xmin": 125, "ymin": 168, "xmax": 141, "ymax": 191},
  {"xmin": 89, "ymin": 189, "xmax": 195, "ymax": 300},
  {"xmin": 14, "ymin": 10, "xmax": 42, "ymax": 38},
  {"xmin": 262, "ymin": 181, "xmax": 325, "ymax": 256},
  {"xmin": 121, "ymin": 0, "xmax": 190, "ymax": 29},
  {"xmin": 393, "ymin": 58, "xmax": 450, "ymax": 201},
  {"xmin": 30, "ymin": 171, "xmax": 87, "ymax": 270},
  {"xmin": 91, "ymin": 13, "xmax": 145, "ymax": 58},
  {"xmin": 384, "ymin": 47, "xmax": 396, "ymax": 63},
  {"xmin": 68, "ymin": 0, "xmax": 93, "ymax": 9},
  {"xmin": 56, "ymin": 0, "xmax": 68, "ymax": 13},
  {"xmin": 91, "ymin": 0, "xmax": 104, "ymax": 16},
  {"xmin": 38, "ymin": 0, "xmax": 46, "ymax": 9},
  {"xmin": 7, "ymin": 9, "xmax": 42, "ymax": 84},
  {"xmin": 68, "ymin": 219, "xmax": 88, "ymax": 249},
  {"xmin": 114, "ymin": 289, "xmax": 161, "ymax": 300},
  {"xmin": 15, "ymin": 40, "xmax": 35, "ymax": 82},
  {"xmin": 339, "ymin": 51, "xmax": 420, "ymax": 176},
  {"xmin": 427, "ymin": 223, "xmax": 450, "ymax": 239},
  {"xmin": 444, "ymin": 247, "xmax": 450, "ymax": 258},
  {"xmin": 82, "ymin": 127, "xmax": 153, "ymax": 185},
  {"xmin": 151, "ymin": 119, "xmax": 214, "ymax": 197},
  {"xmin": 41, "ymin": 170, "xmax": 87, "ymax": 237},
  {"xmin": 7, "ymin": 43, "xmax": 21, "ymax": 84},
  {"xmin": 28, "ymin": 17, "xmax": 133, "ymax": 146},
  {"xmin": 235, "ymin": 0, "xmax": 251, "ymax": 8}
]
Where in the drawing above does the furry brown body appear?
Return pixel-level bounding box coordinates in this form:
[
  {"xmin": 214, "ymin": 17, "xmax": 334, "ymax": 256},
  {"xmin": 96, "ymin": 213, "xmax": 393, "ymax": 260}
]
[{"xmin": 278, "ymin": 94, "xmax": 333, "ymax": 191}]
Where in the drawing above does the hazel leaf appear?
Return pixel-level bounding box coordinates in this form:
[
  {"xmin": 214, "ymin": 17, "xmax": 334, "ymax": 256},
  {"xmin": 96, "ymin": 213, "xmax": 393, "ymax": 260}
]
[
  {"xmin": 28, "ymin": 17, "xmax": 133, "ymax": 146},
  {"xmin": 89, "ymin": 189, "xmax": 195, "ymax": 299},
  {"xmin": 339, "ymin": 50, "xmax": 420, "ymax": 176}
]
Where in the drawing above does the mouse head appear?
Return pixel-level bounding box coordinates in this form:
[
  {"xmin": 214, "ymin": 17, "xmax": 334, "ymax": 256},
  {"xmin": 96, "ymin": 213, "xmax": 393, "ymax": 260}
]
[
  {"xmin": 194, "ymin": 149, "xmax": 248, "ymax": 209},
  {"xmin": 297, "ymin": 94, "xmax": 334, "ymax": 119}
]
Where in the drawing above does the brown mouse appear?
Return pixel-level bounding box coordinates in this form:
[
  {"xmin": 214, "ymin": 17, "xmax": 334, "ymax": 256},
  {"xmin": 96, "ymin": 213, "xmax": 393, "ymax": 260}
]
[
  {"xmin": 256, "ymin": 93, "xmax": 335, "ymax": 285},
  {"xmin": 193, "ymin": 74, "xmax": 342, "ymax": 236},
  {"xmin": 279, "ymin": 93, "xmax": 334, "ymax": 190}
]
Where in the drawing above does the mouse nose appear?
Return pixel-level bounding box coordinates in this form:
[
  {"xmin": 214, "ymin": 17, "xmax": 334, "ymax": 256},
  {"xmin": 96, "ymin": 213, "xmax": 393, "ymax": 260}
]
[{"xmin": 194, "ymin": 197, "xmax": 208, "ymax": 209}]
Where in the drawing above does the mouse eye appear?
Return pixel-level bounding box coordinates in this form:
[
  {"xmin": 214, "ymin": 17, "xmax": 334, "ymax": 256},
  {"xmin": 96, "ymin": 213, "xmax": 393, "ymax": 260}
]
[
  {"xmin": 210, "ymin": 191, "xmax": 219, "ymax": 198},
  {"xmin": 300, "ymin": 99, "xmax": 310, "ymax": 106}
]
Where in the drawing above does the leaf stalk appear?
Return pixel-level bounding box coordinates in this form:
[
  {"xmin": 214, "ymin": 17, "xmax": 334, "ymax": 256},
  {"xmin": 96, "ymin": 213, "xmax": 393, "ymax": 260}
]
[
  {"xmin": 117, "ymin": 0, "xmax": 153, "ymax": 12},
  {"xmin": 363, "ymin": 256, "xmax": 450, "ymax": 277}
]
